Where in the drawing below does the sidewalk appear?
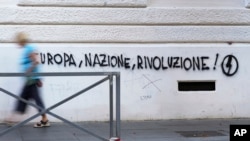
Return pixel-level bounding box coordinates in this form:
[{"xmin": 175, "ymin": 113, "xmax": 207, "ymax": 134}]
[{"xmin": 1, "ymin": 118, "xmax": 249, "ymax": 141}]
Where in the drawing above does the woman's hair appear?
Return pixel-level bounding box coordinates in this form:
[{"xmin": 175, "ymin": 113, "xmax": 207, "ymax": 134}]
[{"xmin": 16, "ymin": 32, "xmax": 29, "ymax": 43}]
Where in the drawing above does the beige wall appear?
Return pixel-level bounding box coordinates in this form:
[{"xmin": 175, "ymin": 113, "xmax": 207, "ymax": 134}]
[
  {"xmin": 0, "ymin": 0, "xmax": 246, "ymax": 7},
  {"xmin": 149, "ymin": 0, "xmax": 245, "ymax": 8},
  {"xmin": 0, "ymin": 0, "xmax": 249, "ymax": 122},
  {"xmin": 0, "ymin": 0, "xmax": 17, "ymax": 5}
]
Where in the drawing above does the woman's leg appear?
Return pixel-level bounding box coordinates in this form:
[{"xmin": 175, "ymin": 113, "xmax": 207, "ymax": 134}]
[
  {"xmin": 5, "ymin": 84, "xmax": 31, "ymax": 123},
  {"xmin": 15, "ymin": 85, "xmax": 31, "ymax": 114},
  {"xmin": 31, "ymin": 84, "xmax": 49, "ymax": 124},
  {"xmin": 31, "ymin": 84, "xmax": 50, "ymax": 128}
]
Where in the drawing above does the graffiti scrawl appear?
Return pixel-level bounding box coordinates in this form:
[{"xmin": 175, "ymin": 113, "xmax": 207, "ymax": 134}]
[{"xmin": 40, "ymin": 52, "xmax": 239, "ymax": 77}]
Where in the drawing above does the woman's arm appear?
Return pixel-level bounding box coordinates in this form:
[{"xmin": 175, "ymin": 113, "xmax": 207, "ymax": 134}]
[{"xmin": 26, "ymin": 52, "xmax": 39, "ymax": 74}]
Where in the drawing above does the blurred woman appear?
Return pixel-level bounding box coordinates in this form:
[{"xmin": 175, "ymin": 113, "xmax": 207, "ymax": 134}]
[{"xmin": 6, "ymin": 32, "xmax": 50, "ymax": 128}]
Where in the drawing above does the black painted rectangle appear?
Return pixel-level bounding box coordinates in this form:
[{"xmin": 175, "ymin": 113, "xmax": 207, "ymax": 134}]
[
  {"xmin": 178, "ymin": 81, "xmax": 215, "ymax": 91},
  {"xmin": 230, "ymin": 125, "xmax": 250, "ymax": 141}
]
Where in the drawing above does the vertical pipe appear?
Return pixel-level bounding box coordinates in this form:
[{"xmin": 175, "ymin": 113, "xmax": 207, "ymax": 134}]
[
  {"xmin": 109, "ymin": 75, "xmax": 114, "ymax": 138},
  {"xmin": 115, "ymin": 73, "xmax": 121, "ymax": 137}
]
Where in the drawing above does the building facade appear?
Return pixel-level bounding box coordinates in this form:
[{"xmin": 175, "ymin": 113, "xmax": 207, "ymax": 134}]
[{"xmin": 0, "ymin": 0, "xmax": 250, "ymax": 122}]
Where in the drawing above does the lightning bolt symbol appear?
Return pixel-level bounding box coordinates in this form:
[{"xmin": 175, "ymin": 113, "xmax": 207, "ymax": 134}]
[{"xmin": 226, "ymin": 55, "xmax": 233, "ymax": 74}]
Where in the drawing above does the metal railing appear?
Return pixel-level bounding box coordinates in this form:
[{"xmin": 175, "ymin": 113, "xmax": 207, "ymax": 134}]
[{"xmin": 0, "ymin": 72, "xmax": 121, "ymax": 141}]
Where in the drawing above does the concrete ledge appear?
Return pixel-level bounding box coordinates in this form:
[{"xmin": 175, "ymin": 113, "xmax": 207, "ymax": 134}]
[
  {"xmin": 0, "ymin": 7, "xmax": 249, "ymax": 25},
  {"xmin": 246, "ymin": 0, "xmax": 250, "ymax": 8},
  {"xmin": 18, "ymin": 0, "xmax": 148, "ymax": 7},
  {"xmin": 0, "ymin": 25, "xmax": 249, "ymax": 43}
]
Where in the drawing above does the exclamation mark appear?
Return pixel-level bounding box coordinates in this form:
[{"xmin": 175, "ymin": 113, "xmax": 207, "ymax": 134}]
[{"xmin": 213, "ymin": 53, "xmax": 219, "ymax": 70}]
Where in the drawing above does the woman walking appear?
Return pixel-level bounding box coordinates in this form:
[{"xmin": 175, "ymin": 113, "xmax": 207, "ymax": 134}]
[{"xmin": 6, "ymin": 32, "xmax": 50, "ymax": 128}]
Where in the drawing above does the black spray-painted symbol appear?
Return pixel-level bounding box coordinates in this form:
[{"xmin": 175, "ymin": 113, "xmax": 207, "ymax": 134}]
[{"xmin": 221, "ymin": 55, "xmax": 239, "ymax": 77}]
